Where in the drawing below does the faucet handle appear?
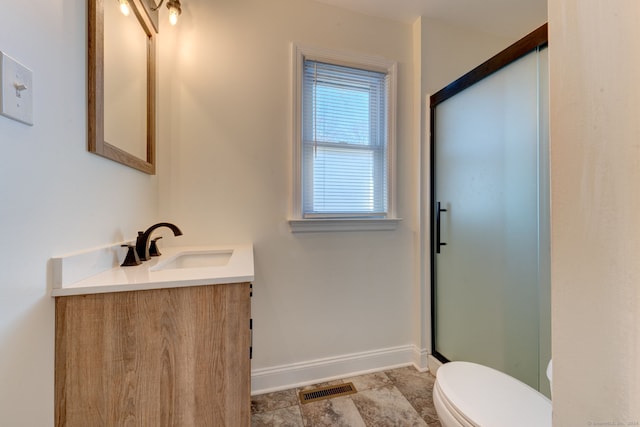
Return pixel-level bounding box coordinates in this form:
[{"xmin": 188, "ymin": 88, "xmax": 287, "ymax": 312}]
[
  {"xmin": 149, "ymin": 236, "xmax": 163, "ymax": 257},
  {"xmin": 120, "ymin": 244, "xmax": 142, "ymax": 267}
]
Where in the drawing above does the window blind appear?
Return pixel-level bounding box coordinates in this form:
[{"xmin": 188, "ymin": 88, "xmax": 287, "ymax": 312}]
[{"xmin": 302, "ymin": 59, "xmax": 389, "ymax": 218}]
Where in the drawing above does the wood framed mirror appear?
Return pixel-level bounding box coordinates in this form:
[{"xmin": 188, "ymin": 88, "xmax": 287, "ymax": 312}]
[{"xmin": 88, "ymin": 0, "xmax": 158, "ymax": 174}]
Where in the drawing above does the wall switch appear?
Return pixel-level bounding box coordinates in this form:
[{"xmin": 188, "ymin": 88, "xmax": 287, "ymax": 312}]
[{"xmin": 0, "ymin": 51, "xmax": 33, "ymax": 126}]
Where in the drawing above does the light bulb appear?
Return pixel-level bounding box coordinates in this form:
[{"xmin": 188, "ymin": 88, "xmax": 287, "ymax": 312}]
[
  {"xmin": 119, "ymin": 0, "xmax": 130, "ymax": 16},
  {"xmin": 166, "ymin": 0, "xmax": 182, "ymax": 26},
  {"xmin": 168, "ymin": 7, "xmax": 179, "ymax": 25}
]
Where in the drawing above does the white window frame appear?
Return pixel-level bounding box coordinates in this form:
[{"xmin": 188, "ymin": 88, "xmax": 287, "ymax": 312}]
[{"xmin": 289, "ymin": 43, "xmax": 400, "ymax": 233}]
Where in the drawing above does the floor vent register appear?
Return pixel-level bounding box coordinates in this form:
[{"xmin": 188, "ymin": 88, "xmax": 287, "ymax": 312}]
[{"xmin": 299, "ymin": 383, "xmax": 357, "ymax": 404}]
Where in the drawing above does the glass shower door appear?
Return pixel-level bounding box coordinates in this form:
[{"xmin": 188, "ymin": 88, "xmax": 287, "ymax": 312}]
[{"xmin": 432, "ymin": 46, "xmax": 549, "ymax": 390}]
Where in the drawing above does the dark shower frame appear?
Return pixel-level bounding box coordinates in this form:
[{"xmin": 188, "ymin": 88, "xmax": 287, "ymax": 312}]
[{"xmin": 430, "ymin": 23, "xmax": 549, "ymax": 364}]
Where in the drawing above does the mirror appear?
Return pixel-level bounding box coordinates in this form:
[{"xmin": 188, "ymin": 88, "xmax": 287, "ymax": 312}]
[{"xmin": 89, "ymin": 0, "xmax": 158, "ymax": 174}]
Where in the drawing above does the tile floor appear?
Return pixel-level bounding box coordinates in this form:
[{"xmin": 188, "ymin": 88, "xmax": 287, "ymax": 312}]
[{"xmin": 251, "ymin": 366, "xmax": 442, "ymax": 426}]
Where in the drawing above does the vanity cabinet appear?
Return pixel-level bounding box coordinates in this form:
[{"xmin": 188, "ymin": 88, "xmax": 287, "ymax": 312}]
[{"xmin": 54, "ymin": 282, "xmax": 252, "ymax": 427}]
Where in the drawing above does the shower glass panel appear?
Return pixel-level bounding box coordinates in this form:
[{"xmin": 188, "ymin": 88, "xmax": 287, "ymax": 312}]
[{"xmin": 433, "ymin": 46, "xmax": 549, "ymax": 391}]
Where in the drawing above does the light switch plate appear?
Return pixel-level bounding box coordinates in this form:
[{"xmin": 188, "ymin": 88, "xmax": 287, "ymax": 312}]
[{"xmin": 0, "ymin": 51, "xmax": 33, "ymax": 126}]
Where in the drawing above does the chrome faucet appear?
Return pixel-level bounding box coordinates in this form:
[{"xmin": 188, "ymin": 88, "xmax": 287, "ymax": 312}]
[{"xmin": 135, "ymin": 222, "xmax": 183, "ymax": 261}]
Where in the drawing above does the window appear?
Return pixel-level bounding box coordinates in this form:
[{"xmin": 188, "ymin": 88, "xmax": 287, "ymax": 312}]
[{"xmin": 290, "ymin": 45, "xmax": 399, "ymax": 232}]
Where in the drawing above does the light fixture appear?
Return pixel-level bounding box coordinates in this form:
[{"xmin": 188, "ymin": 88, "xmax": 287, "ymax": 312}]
[
  {"xmin": 152, "ymin": 0, "xmax": 182, "ymax": 26},
  {"xmin": 118, "ymin": 0, "xmax": 131, "ymax": 16},
  {"xmin": 167, "ymin": 0, "xmax": 182, "ymax": 25}
]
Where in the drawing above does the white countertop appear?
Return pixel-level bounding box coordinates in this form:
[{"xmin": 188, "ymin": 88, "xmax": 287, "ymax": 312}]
[{"xmin": 51, "ymin": 244, "xmax": 254, "ymax": 297}]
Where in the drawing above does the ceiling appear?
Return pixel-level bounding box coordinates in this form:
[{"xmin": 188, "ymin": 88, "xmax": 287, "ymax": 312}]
[{"xmin": 313, "ymin": 0, "xmax": 547, "ymax": 39}]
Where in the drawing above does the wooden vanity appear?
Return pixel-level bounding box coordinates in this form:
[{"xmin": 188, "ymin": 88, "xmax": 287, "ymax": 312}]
[
  {"xmin": 55, "ymin": 282, "xmax": 251, "ymax": 426},
  {"xmin": 52, "ymin": 245, "xmax": 254, "ymax": 427}
]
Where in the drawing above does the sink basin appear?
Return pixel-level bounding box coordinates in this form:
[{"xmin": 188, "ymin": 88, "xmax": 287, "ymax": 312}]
[{"xmin": 151, "ymin": 250, "xmax": 233, "ymax": 271}]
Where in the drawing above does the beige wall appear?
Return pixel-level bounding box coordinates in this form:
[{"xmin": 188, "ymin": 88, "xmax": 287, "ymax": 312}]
[
  {"xmin": 421, "ymin": 17, "xmax": 510, "ymax": 95},
  {"xmin": 549, "ymin": 0, "xmax": 640, "ymax": 423}
]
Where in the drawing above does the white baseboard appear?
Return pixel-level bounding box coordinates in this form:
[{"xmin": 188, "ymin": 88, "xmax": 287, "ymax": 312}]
[
  {"xmin": 251, "ymin": 345, "xmax": 430, "ymax": 395},
  {"xmin": 427, "ymin": 354, "xmax": 444, "ymax": 374},
  {"xmin": 412, "ymin": 346, "xmax": 430, "ymax": 372}
]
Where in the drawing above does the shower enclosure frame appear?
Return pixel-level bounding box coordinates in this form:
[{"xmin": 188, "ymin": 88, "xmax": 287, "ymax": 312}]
[{"xmin": 429, "ymin": 23, "xmax": 548, "ymax": 382}]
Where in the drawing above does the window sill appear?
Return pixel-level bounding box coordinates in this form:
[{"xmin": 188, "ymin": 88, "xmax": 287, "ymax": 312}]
[{"xmin": 288, "ymin": 218, "xmax": 402, "ymax": 233}]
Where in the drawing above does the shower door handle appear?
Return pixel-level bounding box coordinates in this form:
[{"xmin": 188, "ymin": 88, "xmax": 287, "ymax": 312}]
[{"xmin": 436, "ymin": 202, "xmax": 448, "ymax": 254}]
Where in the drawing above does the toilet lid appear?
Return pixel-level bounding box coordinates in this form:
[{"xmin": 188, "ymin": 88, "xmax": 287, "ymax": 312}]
[{"xmin": 436, "ymin": 361, "xmax": 552, "ymax": 427}]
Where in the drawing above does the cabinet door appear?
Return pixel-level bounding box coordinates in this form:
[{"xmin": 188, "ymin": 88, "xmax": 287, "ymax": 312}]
[{"xmin": 55, "ymin": 283, "xmax": 251, "ymax": 427}]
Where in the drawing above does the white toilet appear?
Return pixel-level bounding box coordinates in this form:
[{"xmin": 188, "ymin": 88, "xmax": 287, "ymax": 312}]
[{"xmin": 433, "ymin": 361, "xmax": 552, "ymax": 427}]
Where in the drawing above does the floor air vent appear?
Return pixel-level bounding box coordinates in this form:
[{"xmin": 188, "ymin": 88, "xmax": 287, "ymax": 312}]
[{"xmin": 299, "ymin": 382, "xmax": 357, "ymax": 404}]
